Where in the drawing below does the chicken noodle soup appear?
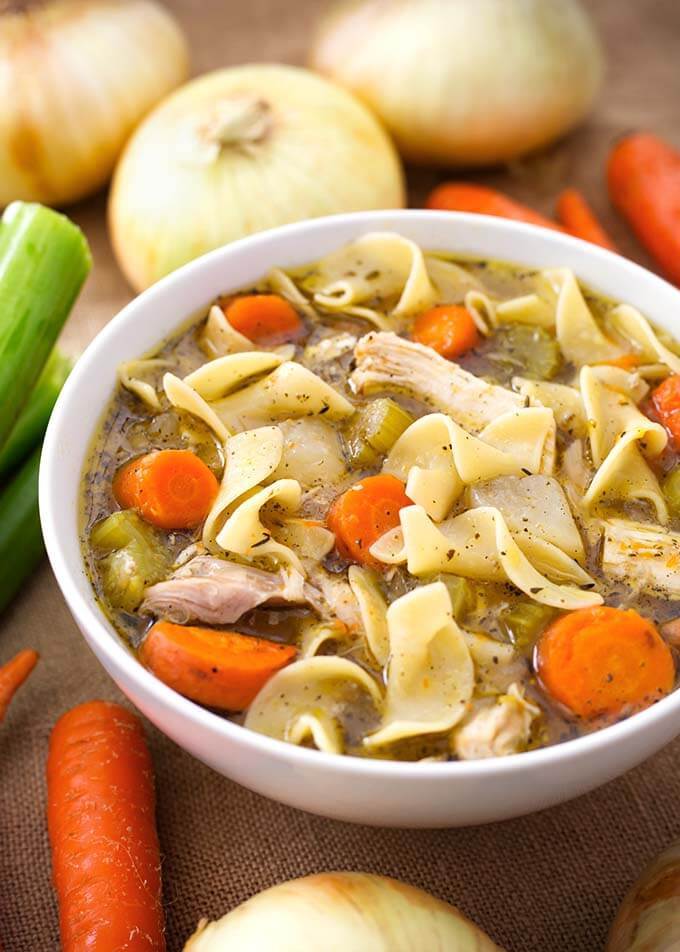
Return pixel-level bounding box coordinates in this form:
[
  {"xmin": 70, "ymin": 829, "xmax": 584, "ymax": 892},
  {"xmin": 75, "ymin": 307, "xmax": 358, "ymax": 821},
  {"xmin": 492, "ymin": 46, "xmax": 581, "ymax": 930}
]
[{"xmin": 81, "ymin": 232, "xmax": 680, "ymax": 761}]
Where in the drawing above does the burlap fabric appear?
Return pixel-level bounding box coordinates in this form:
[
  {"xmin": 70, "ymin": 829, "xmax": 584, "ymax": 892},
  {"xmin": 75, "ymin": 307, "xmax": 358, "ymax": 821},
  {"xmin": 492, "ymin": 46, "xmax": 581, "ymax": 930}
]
[{"xmin": 2, "ymin": 2, "xmax": 679, "ymax": 949}]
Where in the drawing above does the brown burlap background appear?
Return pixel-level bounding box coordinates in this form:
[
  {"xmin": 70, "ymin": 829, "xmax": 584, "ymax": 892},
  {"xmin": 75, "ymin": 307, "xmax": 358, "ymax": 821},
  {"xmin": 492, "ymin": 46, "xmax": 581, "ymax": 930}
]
[{"xmin": 1, "ymin": 2, "xmax": 680, "ymax": 949}]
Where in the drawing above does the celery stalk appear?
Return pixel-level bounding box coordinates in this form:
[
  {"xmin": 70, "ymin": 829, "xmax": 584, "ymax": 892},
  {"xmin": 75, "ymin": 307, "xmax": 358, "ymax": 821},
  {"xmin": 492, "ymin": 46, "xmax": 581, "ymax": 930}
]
[
  {"xmin": 0, "ymin": 445, "xmax": 44, "ymax": 614},
  {"xmin": 0, "ymin": 202, "xmax": 91, "ymax": 451},
  {"xmin": 0, "ymin": 348, "xmax": 72, "ymax": 480}
]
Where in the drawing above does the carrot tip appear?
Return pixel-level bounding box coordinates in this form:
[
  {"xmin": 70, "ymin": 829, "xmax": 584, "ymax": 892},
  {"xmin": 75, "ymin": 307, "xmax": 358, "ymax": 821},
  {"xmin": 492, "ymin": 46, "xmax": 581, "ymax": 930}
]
[{"xmin": 0, "ymin": 648, "xmax": 39, "ymax": 722}]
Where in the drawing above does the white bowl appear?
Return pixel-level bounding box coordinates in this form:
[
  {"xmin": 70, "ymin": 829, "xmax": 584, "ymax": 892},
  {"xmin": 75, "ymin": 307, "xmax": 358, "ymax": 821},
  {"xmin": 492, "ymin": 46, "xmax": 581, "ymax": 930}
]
[{"xmin": 40, "ymin": 210, "xmax": 680, "ymax": 828}]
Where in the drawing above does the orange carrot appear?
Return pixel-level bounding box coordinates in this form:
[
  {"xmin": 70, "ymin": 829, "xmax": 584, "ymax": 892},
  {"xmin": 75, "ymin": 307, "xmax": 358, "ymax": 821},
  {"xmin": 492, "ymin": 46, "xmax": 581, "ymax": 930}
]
[
  {"xmin": 140, "ymin": 621, "xmax": 297, "ymax": 711},
  {"xmin": 556, "ymin": 188, "xmax": 618, "ymax": 251},
  {"xmin": 536, "ymin": 606, "xmax": 674, "ymax": 720},
  {"xmin": 47, "ymin": 701, "xmax": 165, "ymax": 951},
  {"xmin": 114, "ymin": 449, "xmax": 219, "ymax": 530},
  {"xmin": 651, "ymin": 375, "xmax": 680, "ymax": 449},
  {"xmin": 327, "ymin": 474, "xmax": 412, "ymax": 567},
  {"xmin": 224, "ymin": 293, "xmax": 304, "ymax": 344},
  {"xmin": 411, "ymin": 304, "xmax": 480, "ymax": 359},
  {"xmin": 608, "ymin": 133, "xmax": 680, "ymax": 285},
  {"xmin": 0, "ymin": 649, "xmax": 38, "ymax": 722},
  {"xmin": 426, "ymin": 182, "xmax": 563, "ymax": 232}
]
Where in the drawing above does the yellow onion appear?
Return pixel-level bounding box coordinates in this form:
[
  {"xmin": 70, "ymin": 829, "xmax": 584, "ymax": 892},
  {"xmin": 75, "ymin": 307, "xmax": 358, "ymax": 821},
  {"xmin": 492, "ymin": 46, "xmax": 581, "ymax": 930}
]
[
  {"xmin": 310, "ymin": 0, "xmax": 604, "ymax": 167},
  {"xmin": 183, "ymin": 872, "xmax": 505, "ymax": 951},
  {"xmin": 607, "ymin": 836, "xmax": 680, "ymax": 952},
  {"xmin": 109, "ymin": 64, "xmax": 405, "ymax": 291},
  {"xmin": 0, "ymin": 0, "xmax": 189, "ymax": 207}
]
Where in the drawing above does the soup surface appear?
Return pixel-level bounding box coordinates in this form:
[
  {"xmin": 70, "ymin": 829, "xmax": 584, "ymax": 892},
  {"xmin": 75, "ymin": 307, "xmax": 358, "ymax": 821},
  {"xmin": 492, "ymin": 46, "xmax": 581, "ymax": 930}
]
[{"xmin": 81, "ymin": 232, "xmax": 680, "ymax": 761}]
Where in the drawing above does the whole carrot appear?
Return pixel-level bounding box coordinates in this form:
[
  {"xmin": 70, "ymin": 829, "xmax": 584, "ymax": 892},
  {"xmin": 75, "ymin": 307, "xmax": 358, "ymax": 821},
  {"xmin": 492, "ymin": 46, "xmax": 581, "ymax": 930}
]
[
  {"xmin": 608, "ymin": 133, "xmax": 680, "ymax": 284},
  {"xmin": 0, "ymin": 649, "xmax": 38, "ymax": 722},
  {"xmin": 426, "ymin": 182, "xmax": 563, "ymax": 232},
  {"xmin": 47, "ymin": 701, "xmax": 165, "ymax": 951},
  {"xmin": 556, "ymin": 188, "xmax": 617, "ymax": 251}
]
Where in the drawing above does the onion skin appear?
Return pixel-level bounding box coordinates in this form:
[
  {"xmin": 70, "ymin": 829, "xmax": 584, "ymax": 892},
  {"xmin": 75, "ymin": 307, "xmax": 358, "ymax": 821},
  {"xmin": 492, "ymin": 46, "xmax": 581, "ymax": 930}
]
[
  {"xmin": 0, "ymin": 0, "xmax": 189, "ymax": 207},
  {"xmin": 310, "ymin": 0, "xmax": 603, "ymax": 167},
  {"xmin": 183, "ymin": 872, "xmax": 505, "ymax": 951},
  {"xmin": 109, "ymin": 64, "xmax": 405, "ymax": 291},
  {"xmin": 607, "ymin": 840, "xmax": 680, "ymax": 952}
]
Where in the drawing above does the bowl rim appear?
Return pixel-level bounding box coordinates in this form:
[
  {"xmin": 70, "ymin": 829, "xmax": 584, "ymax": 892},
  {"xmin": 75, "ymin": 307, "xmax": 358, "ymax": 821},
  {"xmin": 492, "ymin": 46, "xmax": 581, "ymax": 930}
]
[{"xmin": 40, "ymin": 208, "xmax": 680, "ymax": 780}]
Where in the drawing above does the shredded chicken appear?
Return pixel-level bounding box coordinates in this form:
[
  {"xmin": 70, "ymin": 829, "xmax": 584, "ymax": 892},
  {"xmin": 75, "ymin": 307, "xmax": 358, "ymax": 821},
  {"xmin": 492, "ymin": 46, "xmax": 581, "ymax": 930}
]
[
  {"xmin": 303, "ymin": 332, "xmax": 357, "ymax": 366},
  {"xmin": 350, "ymin": 331, "xmax": 524, "ymax": 432},
  {"xmin": 141, "ymin": 556, "xmax": 314, "ymax": 624},
  {"xmin": 463, "ymin": 632, "xmax": 528, "ymax": 695},
  {"xmin": 305, "ymin": 566, "xmax": 363, "ymax": 632},
  {"xmin": 452, "ymin": 685, "xmax": 540, "ymax": 760},
  {"xmin": 601, "ymin": 519, "xmax": 680, "ymax": 599}
]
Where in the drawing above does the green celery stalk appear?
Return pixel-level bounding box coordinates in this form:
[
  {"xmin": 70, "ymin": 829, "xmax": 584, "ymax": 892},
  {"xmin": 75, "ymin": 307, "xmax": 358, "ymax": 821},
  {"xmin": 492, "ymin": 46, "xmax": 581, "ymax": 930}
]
[
  {"xmin": 0, "ymin": 348, "xmax": 72, "ymax": 481},
  {"xmin": 0, "ymin": 445, "xmax": 43, "ymax": 614},
  {"xmin": 0, "ymin": 202, "xmax": 91, "ymax": 451}
]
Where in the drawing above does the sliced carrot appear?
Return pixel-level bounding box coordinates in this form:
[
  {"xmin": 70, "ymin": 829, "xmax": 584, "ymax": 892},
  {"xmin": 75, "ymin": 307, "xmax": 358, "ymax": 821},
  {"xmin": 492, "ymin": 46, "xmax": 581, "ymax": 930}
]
[
  {"xmin": 594, "ymin": 353, "xmax": 640, "ymax": 370},
  {"xmin": 411, "ymin": 304, "xmax": 480, "ymax": 359},
  {"xmin": 426, "ymin": 182, "xmax": 563, "ymax": 232},
  {"xmin": 327, "ymin": 474, "xmax": 412, "ymax": 567},
  {"xmin": 140, "ymin": 621, "xmax": 296, "ymax": 711},
  {"xmin": 651, "ymin": 375, "xmax": 680, "ymax": 449},
  {"xmin": 0, "ymin": 649, "xmax": 38, "ymax": 723},
  {"xmin": 608, "ymin": 133, "xmax": 680, "ymax": 285},
  {"xmin": 536, "ymin": 606, "xmax": 674, "ymax": 720},
  {"xmin": 223, "ymin": 293, "xmax": 304, "ymax": 344},
  {"xmin": 47, "ymin": 701, "xmax": 165, "ymax": 951},
  {"xmin": 113, "ymin": 449, "xmax": 219, "ymax": 530},
  {"xmin": 556, "ymin": 188, "xmax": 618, "ymax": 251}
]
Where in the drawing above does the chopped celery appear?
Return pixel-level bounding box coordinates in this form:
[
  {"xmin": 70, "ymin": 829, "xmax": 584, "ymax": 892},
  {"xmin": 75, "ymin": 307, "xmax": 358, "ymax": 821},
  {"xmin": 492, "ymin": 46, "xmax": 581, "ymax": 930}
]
[
  {"xmin": 99, "ymin": 548, "xmax": 147, "ymax": 614},
  {"xmin": 345, "ymin": 435, "xmax": 381, "ymax": 469},
  {"xmin": 91, "ymin": 510, "xmax": 153, "ymax": 551},
  {"xmin": 345, "ymin": 398, "xmax": 414, "ymax": 468},
  {"xmin": 663, "ymin": 468, "xmax": 680, "ymax": 517},
  {"xmin": 439, "ymin": 575, "xmax": 473, "ymax": 621},
  {"xmin": 491, "ymin": 325, "xmax": 561, "ymax": 380},
  {"xmin": 91, "ymin": 510, "xmax": 169, "ymax": 612},
  {"xmin": 499, "ymin": 600, "xmax": 556, "ymax": 653},
  {"xmin": 0, "ymin": 202, "xmax": 91, "ymax": 450}
]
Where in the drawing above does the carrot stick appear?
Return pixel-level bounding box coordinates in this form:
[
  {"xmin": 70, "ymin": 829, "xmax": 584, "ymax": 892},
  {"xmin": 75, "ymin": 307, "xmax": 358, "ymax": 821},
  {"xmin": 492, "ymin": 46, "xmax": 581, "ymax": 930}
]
[
  {"xmin": 327, "ymin": 474, "xmax": 412, "ymax": 567},
  {"xmin": 536, "ymin": 606, "xmax": 674, "ymax": 720},
  {"xmin": 0, "ymin": 649, "xmax": 38, "ymax": 722},
  {"xmin": 556, "ymin": 188, "xmax": 618, "ymax": 250},
  {"xmin": 114, "ymin": 449, "xmax": 219, "ymax": 530},
  {"xmin": 140, "ymin": 621, "xmax": 297, "ymax": 711},
  {"xmin": 608, "ymin": 133, "xmax": 680, "ymax": 285},
  {"xmin": 223, "ymin": 293, "xmax": 304, "ymax": 344},
  {"xmin": 426, "ymin": 182, "xmax": 563, "ymax": 232},
  {"xmin": 411, "ymin": 304, "xmax": 480, "ymax": 359},
  {"xmin": 47, "ymin": 701, "xmax": 165, "ymax": 952}
]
